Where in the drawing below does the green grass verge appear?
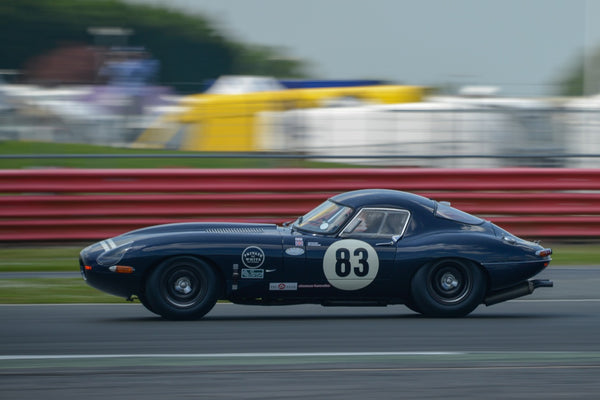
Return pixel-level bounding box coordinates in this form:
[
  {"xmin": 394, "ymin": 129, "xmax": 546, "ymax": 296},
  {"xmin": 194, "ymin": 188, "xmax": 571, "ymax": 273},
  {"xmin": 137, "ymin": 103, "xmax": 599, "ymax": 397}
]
[
  {"xmin": 0, "ymin": 140, "xmax": 354, "ymax": 169},
  {"xmin": 547, "ymin": 244, "xmax": 600, "ymax": 265},
  {"xmin": 0, "ymin": 246, "xmax": 83, "ymax": 272},
  {"xmin": 0, "ymin": 278, "xmax": 126, "ymax": 304}
]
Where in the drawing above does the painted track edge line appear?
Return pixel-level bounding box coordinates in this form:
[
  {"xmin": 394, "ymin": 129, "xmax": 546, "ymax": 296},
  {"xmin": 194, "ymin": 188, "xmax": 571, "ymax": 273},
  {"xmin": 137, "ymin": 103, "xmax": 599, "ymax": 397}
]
[{"xmin": 0, "ymin": 352, "xmax": 463, "ymax": 360}]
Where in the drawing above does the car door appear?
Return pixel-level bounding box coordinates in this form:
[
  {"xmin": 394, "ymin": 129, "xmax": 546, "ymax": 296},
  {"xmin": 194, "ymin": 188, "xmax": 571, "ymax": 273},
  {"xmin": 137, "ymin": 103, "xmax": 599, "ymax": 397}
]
[{"xmin": 291, "ymin": 208, "xmax": 411, "ymax": 299}]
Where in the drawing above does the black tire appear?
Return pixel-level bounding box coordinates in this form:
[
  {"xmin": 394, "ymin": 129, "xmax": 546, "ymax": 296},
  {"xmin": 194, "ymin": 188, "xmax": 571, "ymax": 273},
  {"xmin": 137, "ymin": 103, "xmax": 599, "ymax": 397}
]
[
  {"xmin": 404, "ymin": 300, "xmax": 422, "ymax": 314},
  {"xmin": 410, "ymin": 259, "xmax": 486, "ymax": 317},
  {"xmin": 136, "ymin": 291, "xmax": 157, "ymax": 315},
  {"xmin": 145, "ymin": 256, "xmax": 219, "ymax": 320}
]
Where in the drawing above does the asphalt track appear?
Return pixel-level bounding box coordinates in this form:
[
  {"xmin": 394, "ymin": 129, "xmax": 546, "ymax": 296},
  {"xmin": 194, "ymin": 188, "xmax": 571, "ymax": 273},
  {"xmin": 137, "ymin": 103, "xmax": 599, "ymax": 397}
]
[{"xmin": 1, "ymin": 266, "xmax": 600, "ymax": 399}]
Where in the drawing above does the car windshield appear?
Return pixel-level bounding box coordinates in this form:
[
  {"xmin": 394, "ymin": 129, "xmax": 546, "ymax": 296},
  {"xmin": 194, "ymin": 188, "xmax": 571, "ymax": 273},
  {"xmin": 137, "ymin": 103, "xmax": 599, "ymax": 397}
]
[
  {"xmin": 435, "ymin": 202, "xmax": 484, "ymax": 225},
  {"xmin": 293, "ymin": 200, "xmax": 353, "ymax": 234}
]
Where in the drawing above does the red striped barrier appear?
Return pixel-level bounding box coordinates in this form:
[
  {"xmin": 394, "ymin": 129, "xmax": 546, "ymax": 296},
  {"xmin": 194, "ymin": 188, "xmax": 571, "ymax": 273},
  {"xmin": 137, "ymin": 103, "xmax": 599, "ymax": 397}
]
[
  {"xmin": 1, "ymin": 168, "xmax": 600, "ymax": 193},
  {"xmin": 1, "ymin": 168, "xmax": 599, "ymax": 241}
]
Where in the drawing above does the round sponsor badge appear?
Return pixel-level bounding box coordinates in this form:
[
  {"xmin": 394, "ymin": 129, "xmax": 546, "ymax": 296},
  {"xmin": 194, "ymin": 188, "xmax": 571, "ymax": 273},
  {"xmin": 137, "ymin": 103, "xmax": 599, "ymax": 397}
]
[
  {"xmin": 241, "ymin": 246, "xmax": 265, "ymax": 268},
  {"xmin": 323, "ymin": 239, "xmax": 379, "ymax": 291}
]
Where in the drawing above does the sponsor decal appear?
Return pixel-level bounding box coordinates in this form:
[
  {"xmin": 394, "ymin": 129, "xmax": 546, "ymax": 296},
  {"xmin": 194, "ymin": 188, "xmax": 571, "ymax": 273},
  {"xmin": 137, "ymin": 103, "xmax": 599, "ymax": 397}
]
[
  {"xmin": 298, "ymin": 284, "xmax": 331, "ymax": 289},
  {"xmin": 269, "ymin": 282, "xmax": 298, "ymax": 291},
  {"xmin": 241, "ymin": 268, "xmax": 264, "ymax": 279},
  {"xmin": 323, "ymin": 239, "xmax": 379, "ymax": 291},
  {"xmin": 307, "ymin": 241, "xmax": 321, "ymax": 247},
  {"xmin": 285, "ymin": 247, "xmax": 305, "ymax": 256},
  {"xmin": 295, "ymin": 237, "xmax": 304, "ymax": 247},
  {"xmin": 232, "ymin": 264, "xmax": 239, "ymax": 290},
  {"xmin": 241, "ymin": 246, "xmax": 265, "ymax": 268}
]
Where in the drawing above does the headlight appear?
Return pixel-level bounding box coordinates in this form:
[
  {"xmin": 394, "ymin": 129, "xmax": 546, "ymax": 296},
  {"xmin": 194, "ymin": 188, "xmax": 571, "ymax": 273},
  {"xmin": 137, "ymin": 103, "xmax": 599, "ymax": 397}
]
[{"xmin": 97, "ymin": 244, "xmax": 131, "ymax": 266}]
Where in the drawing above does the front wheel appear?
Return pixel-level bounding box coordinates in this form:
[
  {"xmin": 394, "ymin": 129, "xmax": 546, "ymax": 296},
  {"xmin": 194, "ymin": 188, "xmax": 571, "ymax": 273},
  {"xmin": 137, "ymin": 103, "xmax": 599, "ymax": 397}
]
[
  {"xmin": 410, "ymin": 259, "xmax": 486, "ymax": 317},
  {"xmin": 136, "ymin": 291, "xmax": 157, "ymax": 315},
  {"xmin": 145, "ymin": 256, "xmax": 219, "ymax": 320}
]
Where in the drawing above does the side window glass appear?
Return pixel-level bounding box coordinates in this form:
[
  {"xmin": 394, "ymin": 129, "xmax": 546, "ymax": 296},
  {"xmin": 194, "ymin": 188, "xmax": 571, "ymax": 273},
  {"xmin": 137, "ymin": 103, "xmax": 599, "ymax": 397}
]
[
  {"xmin": 380, "ymin": 212, "xmax": 409, "ymax": 235},
  {"xmin": 341, "ymin": 208, "xmax": 410, "ymax": 238}
]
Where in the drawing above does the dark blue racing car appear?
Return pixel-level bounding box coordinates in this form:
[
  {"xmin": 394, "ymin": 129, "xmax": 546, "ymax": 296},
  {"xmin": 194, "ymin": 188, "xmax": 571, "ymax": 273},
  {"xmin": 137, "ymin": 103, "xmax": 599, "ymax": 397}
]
[{"xmin": 80, "ymin": 189, "xmax": 553, "ymax": 319}]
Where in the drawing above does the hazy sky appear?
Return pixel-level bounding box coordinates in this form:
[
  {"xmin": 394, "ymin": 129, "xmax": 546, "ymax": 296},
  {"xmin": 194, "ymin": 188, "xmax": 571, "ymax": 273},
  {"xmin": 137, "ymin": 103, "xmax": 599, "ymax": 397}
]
[{"xmin": 127, "ymin": 0, "xmax": 600, "ymax": 96}]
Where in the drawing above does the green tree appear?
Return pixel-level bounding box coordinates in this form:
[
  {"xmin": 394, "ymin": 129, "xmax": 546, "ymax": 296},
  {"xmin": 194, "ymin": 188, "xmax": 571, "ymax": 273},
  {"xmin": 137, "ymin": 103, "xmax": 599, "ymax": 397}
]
[
  {"xmin": 232, "ymin": 44, "xmax": 311, "ymax": 78},
  {"xmin": 556, "ymin": 45, "xmax": 600, "ymax": 96},
  {"xmin": 0, "ymin": 0, "xmax": 309, "ymax": 92}
]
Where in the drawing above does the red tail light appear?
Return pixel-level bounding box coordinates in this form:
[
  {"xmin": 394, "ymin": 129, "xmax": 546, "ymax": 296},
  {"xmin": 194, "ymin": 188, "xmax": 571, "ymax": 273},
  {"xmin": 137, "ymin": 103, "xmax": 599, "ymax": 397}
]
[{"xmin": 536, "ymin": 248, "xmax": 552, "ymax": 257}]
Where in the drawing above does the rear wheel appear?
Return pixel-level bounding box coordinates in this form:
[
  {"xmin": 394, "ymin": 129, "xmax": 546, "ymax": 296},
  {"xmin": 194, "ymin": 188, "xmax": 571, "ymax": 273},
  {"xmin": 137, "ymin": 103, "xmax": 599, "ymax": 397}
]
[
  {"xmin": 410, "ymin": 259, "xmax": 485, "ymax": 317},
  {"xmin": 146, "ymin": 256, "xmax": 219, "ymax": 320}
]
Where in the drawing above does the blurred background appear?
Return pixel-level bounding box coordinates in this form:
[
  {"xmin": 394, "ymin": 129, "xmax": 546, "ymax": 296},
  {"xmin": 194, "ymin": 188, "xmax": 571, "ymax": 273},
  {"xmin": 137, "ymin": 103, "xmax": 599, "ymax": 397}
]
[
  {"xmin": 2, "ymin": 4, "xmax": 600, "ymax": 398},
  {"xmin": 1, "ymin": 0, "xmax": 600, "ymax": 168}
]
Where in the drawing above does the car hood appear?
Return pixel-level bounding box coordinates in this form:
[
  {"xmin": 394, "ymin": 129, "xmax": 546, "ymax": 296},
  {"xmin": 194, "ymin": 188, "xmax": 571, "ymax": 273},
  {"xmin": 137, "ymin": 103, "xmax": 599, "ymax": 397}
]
[
  {"xmin": 121, "ymin": 222, "xmax": 279, "ymax": 238},
  {"xmin": 81, "ymin": 222, "xmax": 280, "ymax": 259}
]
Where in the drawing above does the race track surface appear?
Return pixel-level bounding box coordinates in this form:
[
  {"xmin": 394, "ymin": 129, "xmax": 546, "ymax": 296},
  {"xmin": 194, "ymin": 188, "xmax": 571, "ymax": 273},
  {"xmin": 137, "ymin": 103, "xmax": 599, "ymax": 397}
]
[{"xmin": 1, "ymin": 266, "xmax": 599, "ymax": 399}]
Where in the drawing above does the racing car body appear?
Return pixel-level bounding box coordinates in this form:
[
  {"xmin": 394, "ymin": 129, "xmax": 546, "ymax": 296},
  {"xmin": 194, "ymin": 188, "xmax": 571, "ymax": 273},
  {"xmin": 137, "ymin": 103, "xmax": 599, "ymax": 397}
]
[{"xmin": 80, "ymin": 189, "xmax": 553, "ymax": 319}]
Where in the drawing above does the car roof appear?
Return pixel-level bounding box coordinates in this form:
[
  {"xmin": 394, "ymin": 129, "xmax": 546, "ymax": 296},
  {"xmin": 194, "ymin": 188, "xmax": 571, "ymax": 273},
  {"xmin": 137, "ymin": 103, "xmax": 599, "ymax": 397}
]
[{"xmin": 330, "ymin": 189, "xmax": 435, "ymax": 211}]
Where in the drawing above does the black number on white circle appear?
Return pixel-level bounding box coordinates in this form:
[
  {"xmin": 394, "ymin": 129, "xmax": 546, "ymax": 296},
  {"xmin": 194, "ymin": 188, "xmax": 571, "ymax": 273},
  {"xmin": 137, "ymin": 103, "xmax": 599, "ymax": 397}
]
[
  {"xmin": 354, "ymin": 248, "xmax": 369, "ymax": 277},
  {"xmin": 335, "ymin": 248, "xmax": 351, "ymax": 277},
  {"xmin": 334, "ymin": 247, "xmax": 369, "ymax": 278}
]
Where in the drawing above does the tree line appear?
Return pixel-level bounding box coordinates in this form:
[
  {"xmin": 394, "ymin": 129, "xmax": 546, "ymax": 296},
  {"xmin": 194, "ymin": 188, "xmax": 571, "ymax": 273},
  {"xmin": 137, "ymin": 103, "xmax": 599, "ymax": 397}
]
[{"xmin": 0, "ymin": 0, "xmax": 309, "ymax": 92}]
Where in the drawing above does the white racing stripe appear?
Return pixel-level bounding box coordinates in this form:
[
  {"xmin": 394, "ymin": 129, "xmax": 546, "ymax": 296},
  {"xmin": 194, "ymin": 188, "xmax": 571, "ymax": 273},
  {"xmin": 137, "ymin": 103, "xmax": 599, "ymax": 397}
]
[
  {"xmin": 99, "ymin": 239, "xmax": 117, "ymax": 252},
  {"xmin": 100, "ymin": 241, "xmax": 110, "ymax": 252}
]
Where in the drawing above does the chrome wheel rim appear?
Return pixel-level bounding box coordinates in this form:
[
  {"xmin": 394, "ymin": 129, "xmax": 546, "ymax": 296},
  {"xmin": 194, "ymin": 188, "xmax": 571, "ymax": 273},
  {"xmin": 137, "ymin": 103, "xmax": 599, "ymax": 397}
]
[
  {"xmin": 162, "ymin": 266, "xmax": 206, "ymax": 308},
  {"xmin": 427, "ymin": 261, "xmax": 471, "ymax": 304}
]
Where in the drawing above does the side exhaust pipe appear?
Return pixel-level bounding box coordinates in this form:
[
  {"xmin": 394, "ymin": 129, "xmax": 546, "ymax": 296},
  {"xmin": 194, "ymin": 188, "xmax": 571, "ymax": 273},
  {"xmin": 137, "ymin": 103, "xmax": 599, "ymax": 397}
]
[{"xmin": 484, "ymin": 279, "xmax": 553, "ymax": 306}]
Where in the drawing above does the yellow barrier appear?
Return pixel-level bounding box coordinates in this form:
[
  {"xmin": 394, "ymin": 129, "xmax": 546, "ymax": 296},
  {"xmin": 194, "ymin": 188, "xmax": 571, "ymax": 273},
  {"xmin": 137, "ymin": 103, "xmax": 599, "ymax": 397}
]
[{"xmin": 136, "ymin": 85, "xmax": 425, "ymax": 151}]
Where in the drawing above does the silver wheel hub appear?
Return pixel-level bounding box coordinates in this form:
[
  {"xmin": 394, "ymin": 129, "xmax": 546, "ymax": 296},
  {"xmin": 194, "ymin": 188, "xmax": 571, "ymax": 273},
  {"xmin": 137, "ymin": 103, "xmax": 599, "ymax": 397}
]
[
  {"xmin": 441, "ymin": 273, "xmax": 459, "ymax": 290},
  {"xmin": 174, "ymin": 277, "xmax": 192, "ymax": 295}
]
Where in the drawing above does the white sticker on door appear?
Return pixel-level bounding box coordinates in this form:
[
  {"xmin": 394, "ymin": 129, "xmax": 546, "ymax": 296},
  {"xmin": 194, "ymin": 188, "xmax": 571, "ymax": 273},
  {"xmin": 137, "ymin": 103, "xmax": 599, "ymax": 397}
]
[{"xmin": 322, "ymin": 239, "xmax": 379, "ymax": 291}]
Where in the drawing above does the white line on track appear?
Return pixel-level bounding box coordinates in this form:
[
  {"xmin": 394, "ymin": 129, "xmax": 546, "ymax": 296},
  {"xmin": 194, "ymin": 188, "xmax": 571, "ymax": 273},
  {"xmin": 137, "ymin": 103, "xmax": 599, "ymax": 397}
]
[
  {"xmin": 0, "ymin": 352, "xmax": 462, "ymax": 361},
  {"xmin": 2, "ymin": 351, "xmax": 600, "ymax": 362}
]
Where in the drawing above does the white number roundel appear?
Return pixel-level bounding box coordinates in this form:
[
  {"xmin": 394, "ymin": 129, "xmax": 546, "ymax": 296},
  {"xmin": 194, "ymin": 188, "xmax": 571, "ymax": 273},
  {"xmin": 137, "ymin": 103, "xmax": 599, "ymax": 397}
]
[{"xmin": 323, "ymin": 239, "xmax": 379, "ymax": 291}]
